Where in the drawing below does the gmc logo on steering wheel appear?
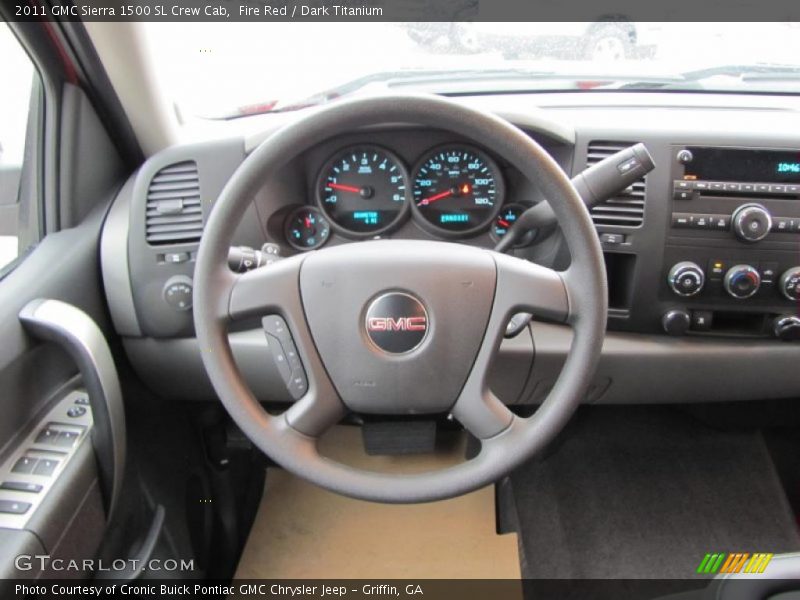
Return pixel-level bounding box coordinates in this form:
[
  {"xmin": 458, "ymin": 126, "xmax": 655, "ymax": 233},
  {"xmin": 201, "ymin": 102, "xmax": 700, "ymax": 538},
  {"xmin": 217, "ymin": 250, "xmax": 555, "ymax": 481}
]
[{"xmin": 366, "ymin": 317, "xmax": 427, "ymax": 332}]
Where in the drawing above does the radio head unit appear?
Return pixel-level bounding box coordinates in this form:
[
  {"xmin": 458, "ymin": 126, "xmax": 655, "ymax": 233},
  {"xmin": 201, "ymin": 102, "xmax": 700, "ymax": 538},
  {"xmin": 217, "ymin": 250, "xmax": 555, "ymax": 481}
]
[{"xmin": 682, "ymin": 147, "xmax": 800, "ymax": 184}]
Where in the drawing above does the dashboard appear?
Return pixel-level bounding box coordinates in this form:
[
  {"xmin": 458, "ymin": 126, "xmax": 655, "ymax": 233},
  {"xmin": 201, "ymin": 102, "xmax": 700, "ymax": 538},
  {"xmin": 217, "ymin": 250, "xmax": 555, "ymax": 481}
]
[{"xmin": 100, "ymin": 92, "xmax": 800, "ymax": 410}]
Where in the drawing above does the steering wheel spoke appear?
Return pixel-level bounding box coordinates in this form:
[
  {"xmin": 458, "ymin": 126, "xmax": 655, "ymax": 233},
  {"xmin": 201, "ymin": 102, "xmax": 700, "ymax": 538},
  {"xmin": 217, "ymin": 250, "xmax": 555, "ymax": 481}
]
[
  {"xmin": 450, "ymin": 253, "xmax": 569, "ymax": 440},
  {"xmin": 227, "ymin": 255, "xmax": 305, "ymax": 321},
  {"xmin": 491, "ymin": 252, "xmax": 571, "ymax": 324},
  {"xmin": 223, "ymin": 256, "xmax": 347, "ymax": 438}
]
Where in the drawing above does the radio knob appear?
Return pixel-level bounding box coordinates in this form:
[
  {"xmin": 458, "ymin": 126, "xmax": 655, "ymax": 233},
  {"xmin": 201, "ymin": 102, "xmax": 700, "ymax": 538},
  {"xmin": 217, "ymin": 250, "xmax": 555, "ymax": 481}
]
[
  {"xmin": 724, "ymin": 265, "xmax": 761, "ymax": 299},
  {"xmin": 732, "ymin": 203, "xmax": 772, "ymax": 242},
  {"xmin": 668, "ymin": 261, "xmax": 705, "ymax": 297},
  {"xmin": 779, "ymin": 267, "xmax": 800, "ymax": 301}
]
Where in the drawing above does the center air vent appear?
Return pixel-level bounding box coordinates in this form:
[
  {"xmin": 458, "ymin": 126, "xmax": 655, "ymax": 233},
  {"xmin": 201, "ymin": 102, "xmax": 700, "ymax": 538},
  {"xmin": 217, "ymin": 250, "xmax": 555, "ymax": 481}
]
[
  {"xmin": 587, "ymin": 141, "xmax": 646, "ymax": 227},
  {"xmin": 145, "ymin": 161, "xmax": 203, "ymax": 245}
]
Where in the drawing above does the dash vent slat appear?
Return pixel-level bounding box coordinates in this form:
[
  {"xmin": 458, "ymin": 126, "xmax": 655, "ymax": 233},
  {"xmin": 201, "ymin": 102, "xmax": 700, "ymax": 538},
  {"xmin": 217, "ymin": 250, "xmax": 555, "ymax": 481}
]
[
  {"xmin": 145, "ymin": 161, "xmax": 203, "ymax": 245},
  {"xmin": 587, "ymin": 141, "xmax": 646, "ymax": 227}
]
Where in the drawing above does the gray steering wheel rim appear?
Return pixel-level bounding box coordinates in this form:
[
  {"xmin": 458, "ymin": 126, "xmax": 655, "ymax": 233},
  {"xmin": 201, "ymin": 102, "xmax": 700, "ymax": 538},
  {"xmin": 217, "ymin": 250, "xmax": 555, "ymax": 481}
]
[{"xmin": 193, "ymin": 93, "xmax": 607, "ymax": 503}]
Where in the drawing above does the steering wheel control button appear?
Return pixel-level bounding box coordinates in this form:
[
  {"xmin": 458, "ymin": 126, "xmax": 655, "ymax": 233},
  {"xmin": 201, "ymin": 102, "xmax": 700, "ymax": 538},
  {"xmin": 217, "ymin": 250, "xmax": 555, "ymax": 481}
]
[
  {"xmin": 724, "ymin": 265, "xmax": 761, "ymax": 299},
  {"xmin": 668, "ymin": 261, "xmax": 705, "ymax": 297},
  {"xmin": 732, "ymin": 203, "xmax": 772, "ymax": 242},
  {"xmin": 365, "ymin": 292, "xmax": 429, "ymax": 354},
  {"xmin": 0, "ymin": 482, "xmax": 42, "ymax": 494},
  {"xmin": 0, "ymin": 500, "xmax": 32, "ymax": 515},
  {"xmin": 263, "ymin": 316, "xmax": 308, "ymax": 400},
  {"xmin": 287, "ymin": 371, "xmax": 308, "ymax": 399},
  {"xmin": 266, "ymin": 333, "xmax": 292, "ymax": 382}
]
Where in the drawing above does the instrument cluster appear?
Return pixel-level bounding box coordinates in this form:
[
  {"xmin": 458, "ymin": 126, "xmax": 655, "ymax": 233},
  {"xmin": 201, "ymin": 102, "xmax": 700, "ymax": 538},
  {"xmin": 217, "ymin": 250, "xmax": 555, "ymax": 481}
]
[{"xmin": 285, "ymin": 143, "xmax": 512, "ymax": 250}]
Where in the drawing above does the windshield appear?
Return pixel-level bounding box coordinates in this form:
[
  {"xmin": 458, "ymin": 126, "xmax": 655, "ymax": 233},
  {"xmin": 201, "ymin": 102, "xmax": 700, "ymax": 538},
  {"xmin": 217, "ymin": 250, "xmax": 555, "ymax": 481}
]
[{"xmin": 142, "ymin": 22, "xmax": 800, "ymax": 119}]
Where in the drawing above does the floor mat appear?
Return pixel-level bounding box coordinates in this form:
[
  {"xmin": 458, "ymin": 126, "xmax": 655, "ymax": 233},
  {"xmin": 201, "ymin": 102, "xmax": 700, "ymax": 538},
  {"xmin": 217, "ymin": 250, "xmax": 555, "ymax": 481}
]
[
  {"xmin": 510, "ymin": 407, "xmax": 800, "ymax": 579},
  {"xmin": 234, "ymin": 426, "xmax": 521, "ymax": 579}
]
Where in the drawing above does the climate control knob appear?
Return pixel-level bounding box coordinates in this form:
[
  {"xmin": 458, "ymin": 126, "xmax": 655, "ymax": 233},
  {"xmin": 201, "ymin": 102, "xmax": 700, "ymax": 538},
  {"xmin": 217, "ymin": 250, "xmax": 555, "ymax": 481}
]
[
  {"xmin": 668, "ymin": 261, "xmax": 705, "ymax": 297},
  {"xmin": 774, "ymin": 315, "xmax": 800, "ymax": 341},
  {"xmin": 732, "ymin": 203, "xmax": 772, "ymax": 242},
  {"xmin": 779, "ymin": 267, "xmax": 800, "ymax": 301},
  {"xmin": 724, "ymin": 265, "xmax": 761, "ymax": 299}
]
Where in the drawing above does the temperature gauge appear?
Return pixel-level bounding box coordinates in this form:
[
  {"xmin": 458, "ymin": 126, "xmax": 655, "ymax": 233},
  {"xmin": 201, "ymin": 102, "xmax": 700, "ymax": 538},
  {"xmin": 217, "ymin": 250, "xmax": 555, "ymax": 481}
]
[
  {"xmin": 491, "ymin": 204, "xmax": 536, "ymax": 247},
  {"xmin": 285, "ymin": 206, "xmax": 330, "ymax": 251}
]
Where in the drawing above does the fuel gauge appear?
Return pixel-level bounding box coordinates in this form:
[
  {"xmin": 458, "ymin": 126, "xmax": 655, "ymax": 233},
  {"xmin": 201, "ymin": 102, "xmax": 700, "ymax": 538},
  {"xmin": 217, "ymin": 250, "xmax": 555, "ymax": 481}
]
[
  {"xmin": 285, "ymin": 206, "xmax": 330, "ymax": 251},
  {"xmin": 491, "ymin": 203, "xmax": 536, "ymax": 247}
]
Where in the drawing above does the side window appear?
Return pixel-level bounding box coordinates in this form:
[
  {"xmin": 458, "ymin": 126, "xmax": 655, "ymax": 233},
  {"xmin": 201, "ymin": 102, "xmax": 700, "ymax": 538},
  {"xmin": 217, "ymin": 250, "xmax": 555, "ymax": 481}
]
[{"xmin": 0, "ymin": 23, "xmax": 38, "ymax": 270}]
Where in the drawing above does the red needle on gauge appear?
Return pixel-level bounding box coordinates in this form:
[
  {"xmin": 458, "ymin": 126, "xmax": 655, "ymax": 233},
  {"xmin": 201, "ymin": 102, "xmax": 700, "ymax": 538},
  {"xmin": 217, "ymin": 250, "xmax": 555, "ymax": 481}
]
[
  {"xmin": 419, "ymin": 190, "xmax": 452, "ymax": 205},
  {"xmin": 498, "ymin": 219, "xmax": 510, "ymax": 227},
  {"xmin": 328, "ymin": 182, "xmax": 361, "ymax": 193}
]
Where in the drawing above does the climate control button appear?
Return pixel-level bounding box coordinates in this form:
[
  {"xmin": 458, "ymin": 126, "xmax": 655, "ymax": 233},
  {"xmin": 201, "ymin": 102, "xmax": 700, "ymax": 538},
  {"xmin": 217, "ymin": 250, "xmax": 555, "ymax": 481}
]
[
  {"xmin": 779, "ymin": 267, "xmax": 800, "ymax": 301},
  {"xmin": 724, "ymin": 265, "xmax": 761, "ymax": 299},
  {"xmin": 668, "ymin": 261, "xmax": 705, "ymax": 297},
  {"xmin": 732, "ymin": 203, "xmax": 772, "ymax": 242}
]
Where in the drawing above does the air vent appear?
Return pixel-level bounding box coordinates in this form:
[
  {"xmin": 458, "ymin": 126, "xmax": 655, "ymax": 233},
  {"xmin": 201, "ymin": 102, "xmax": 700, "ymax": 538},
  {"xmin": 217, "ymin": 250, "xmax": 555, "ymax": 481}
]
[
  {"xmin": 587, "ymin": 141, "xmax": 646, "ymax": 227},
  {"xmin": 145, "ymin": 161, "xmax": 203, "ymax": 245}
]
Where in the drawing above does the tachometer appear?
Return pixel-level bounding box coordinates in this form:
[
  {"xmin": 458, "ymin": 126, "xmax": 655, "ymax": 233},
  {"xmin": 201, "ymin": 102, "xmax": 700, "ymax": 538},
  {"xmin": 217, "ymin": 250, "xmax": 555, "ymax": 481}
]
[
  {"xmin": 317, "ymin": 145, "xmax": 410, "ymax": 236},
  {"xmin": 411, "ymin": 145, "xmax": 504, "ymax": 236}
]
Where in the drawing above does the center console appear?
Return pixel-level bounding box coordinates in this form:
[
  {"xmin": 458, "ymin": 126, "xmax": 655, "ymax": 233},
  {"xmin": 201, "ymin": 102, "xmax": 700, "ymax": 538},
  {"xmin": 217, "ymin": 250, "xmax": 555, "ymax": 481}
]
[{"xmin": 661, "ymin": 146, "xmax": 800, "ymax": 340}]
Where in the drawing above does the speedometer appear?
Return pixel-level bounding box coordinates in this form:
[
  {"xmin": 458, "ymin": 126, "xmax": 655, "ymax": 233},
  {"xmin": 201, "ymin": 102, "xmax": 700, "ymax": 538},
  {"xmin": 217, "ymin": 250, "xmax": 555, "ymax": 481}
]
[
  {"xmin": 317, "ymin": 145, "xmax": 410, "ymax": 236},
  {"xmin": 411, "ymin": 145, "xmax": 504, "ymax": 236}
]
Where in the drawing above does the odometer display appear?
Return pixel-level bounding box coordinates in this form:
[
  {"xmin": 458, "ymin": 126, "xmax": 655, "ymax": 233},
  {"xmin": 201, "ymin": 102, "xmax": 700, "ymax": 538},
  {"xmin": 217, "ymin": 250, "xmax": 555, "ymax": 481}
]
[
  {"xmin": 317, "ymin": 146, "xmax": 410, "ymax": 236},
  {"xmin": 412, "ymin": 146, "xmax": 504, "ymax": 235}
]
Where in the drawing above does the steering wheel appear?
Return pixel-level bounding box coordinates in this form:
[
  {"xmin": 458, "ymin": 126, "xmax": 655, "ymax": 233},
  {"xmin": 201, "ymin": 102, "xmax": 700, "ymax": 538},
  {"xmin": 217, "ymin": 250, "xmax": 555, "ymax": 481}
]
[{"xmin": 193, "ymin": 94, "xmax": 607, "ymax": 503}]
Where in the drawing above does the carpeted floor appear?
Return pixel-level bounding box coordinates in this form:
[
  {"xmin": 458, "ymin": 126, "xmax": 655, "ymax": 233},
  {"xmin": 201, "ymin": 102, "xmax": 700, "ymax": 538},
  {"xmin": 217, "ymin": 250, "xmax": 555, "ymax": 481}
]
[
  {"xmin": 234, "ymin": 426, "xmax": 521, "ymax": 580},
  {"xmin": 510, "ymin": 406, "xmax": 800, "ymax": 579}
]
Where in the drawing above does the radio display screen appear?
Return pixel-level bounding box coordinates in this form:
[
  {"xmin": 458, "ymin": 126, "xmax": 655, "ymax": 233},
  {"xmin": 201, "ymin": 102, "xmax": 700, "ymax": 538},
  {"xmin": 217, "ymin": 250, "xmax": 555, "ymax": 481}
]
[{"xmin": 684, "ymin": 147, "xmax": 800, "ymax": 183}]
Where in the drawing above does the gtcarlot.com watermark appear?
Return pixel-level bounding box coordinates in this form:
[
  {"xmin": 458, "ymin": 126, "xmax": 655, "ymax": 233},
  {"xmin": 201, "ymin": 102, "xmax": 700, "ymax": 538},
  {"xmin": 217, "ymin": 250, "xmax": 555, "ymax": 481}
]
[{"xmin": 15, "ymin": 554, "xmax": 195, "ymax": 573}]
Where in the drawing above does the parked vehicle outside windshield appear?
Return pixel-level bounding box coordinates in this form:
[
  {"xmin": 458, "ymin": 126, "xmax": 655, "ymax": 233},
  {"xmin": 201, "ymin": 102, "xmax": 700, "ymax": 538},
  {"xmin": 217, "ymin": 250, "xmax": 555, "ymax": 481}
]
[{"xmin": 142, "ymin": 22, "xmax": 800, "ymax": 119}]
